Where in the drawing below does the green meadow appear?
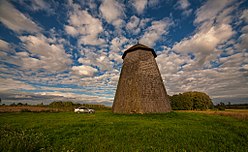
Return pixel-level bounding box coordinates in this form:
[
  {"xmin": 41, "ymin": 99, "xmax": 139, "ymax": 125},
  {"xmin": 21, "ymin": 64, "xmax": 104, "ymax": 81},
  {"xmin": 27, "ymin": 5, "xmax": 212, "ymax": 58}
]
[{"xmin": 0, "ymin": 110, "xmax": 247, "ymax": 152}]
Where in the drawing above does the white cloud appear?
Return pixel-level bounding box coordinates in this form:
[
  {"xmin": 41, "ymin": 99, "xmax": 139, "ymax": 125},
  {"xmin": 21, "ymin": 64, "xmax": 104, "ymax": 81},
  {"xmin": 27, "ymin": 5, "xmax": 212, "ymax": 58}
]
[
  {"xmin": 0, "ymin": 77, "xmax": 35, "ymax": 91},
  {"xmin": 64, "ymin": 25, "xmax": 78, "ymax": 37},
  {"xmin": 36, "ymin": 91, "xmax": 112, "ymax": 104},
  {"xmin": 132, "ymin": 0, "xmax": 148, "ymax": 14},
  {"xmin": 100, "ymin": 0, "xmax": 125, "ymax": 28},
  {"xmin": 126, "ymin": 15, "xmax": 141, "ymax": 34},
  {"xmin": 173, "ymin": 24, "xmax": 234, "ymax": 67},
  {"xmin": 18, "ymin": 0, "xmax": 54, "ymax": 14},
  {"xmin": 72, "ymin": 65, "xmax": 98, "ymax": 77},
  {"xmin": 126, "ymin": 16, "xmax": 140, "ymax": 30},
  {"xmin": 157, "ymin": 51, "xmax": 189, "ymax": 75},
  {"xmin": 132, "ymin": 0, "xmax": 159, "ymax": 14},
  {"xmin": 29, "ymin": 0, "xmax": 51, "ymax": 11},
  {"xmin": 78, "ymin": 35, "xmax": 105, "ymax": 46},
  {"xmin": 194, "ymin": 0, "xmax": 235, "ymax": 24},
  {"xmin": 139, "ymin": 18, "xmax": 152, "ymax": 28},
  {"xmin": 78, "ymin": 51, "xmax": 114, "ymax": 72},
  {"xmin": 0, "ymin": 0, "xmax": 41, "ymax": 34},
  {"xmin": 235, "ymin": 9, "xmax": 248, "ymax": 51},
  {"xmin": 173, "ymin": 24, "xmax": 234, "ymax": 53},
  {"xmin": 240, "ymin": 9, "xmax": 248, "ymax": 23},
  {"xmin": 219, "ymin": 53, "xmax": 244, "ymax": 68},
  {"xmin": 110, "ymin": 36, "xmax": 128, "ymax": 52},
  {"xmin": 140, "ymin": 18, "xmax": 173, "ymax": 47},
  {"xmin": 155, "ymin": 0, "xmax": 248, "ymax": 101},
  {"xmin": 19, "ymin": 34, "xmax": 72, "ymax": 72},
  {"xmin": 109, "ymin": 53, "xmax": 122, "ymax": 63},
  {"xmin": 175, "ymin": 0, "xmax": 192, "ymax": 16},
  {"xmin": 177, "ymin": 0, "xmax": 190, "ymax": 10},
  {"xmin": 238, "ymin": 33, "xmax": 248, "ymax": 50},
  {"xmin": 241, "ymin": 25, "xmax": 248, "ymax": 33},
  {"xmin": 172, "ymin": 0, "xmax": 237, "ymax": 68},
  {"xmin": 147, "ymin": 0, "xmax": 159, "ymax": 7},
  {"xmin": 65, "ymin": 2, "xmax": 104, "ymax": 46},
  {"xmin": 0, "ymin": 39, "xmax": 10, "ymax": 51},
  {"xmin": 157, "ymin": 52, "xmax": 248, "ymax": 99}
]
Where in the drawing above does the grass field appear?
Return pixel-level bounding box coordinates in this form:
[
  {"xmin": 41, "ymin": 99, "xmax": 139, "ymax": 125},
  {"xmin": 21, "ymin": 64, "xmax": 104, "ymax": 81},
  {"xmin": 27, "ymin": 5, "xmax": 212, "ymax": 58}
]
[
  {"xmin": 179, "ymin": 109, "xmax": 248, "ymax": 120},
  {"xmin": 0, "ymin": 110, "xmax": 248, "ymax": 152}
]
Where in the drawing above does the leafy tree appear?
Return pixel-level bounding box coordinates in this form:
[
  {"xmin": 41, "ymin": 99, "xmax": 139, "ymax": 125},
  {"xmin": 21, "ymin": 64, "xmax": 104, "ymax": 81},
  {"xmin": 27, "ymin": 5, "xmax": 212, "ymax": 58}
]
[
  {"xmin": 183, "ymin": 91, "xmax": 213, "ymax": 110},
  {"xmin": 170, "ymin": 91, "xmax": 213, "ymax": 110},
  {"xmin": 216, "ymin": 102, "xmax": 226, "ymax": 111},
  {"xmin": 17, "ymin": 103, "xmax": 23, "ymax": 106},
  {"xmin": 37, "ymin": 103, "xmax": 44, "ymax": 106},
  {"xmin": 170, "ymin": 94, "xmax": 193, "ymax": 110},
  {"xmin": 10, "ymin": 103, "xmax": 16, "ymax": 106}
]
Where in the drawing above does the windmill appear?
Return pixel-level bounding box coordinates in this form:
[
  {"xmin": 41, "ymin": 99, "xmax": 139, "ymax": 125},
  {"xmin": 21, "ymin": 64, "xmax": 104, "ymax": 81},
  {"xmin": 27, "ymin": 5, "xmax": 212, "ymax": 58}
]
[{"xmin": 112, "ymin": 43, "xmax": 171, "ymax": 113}]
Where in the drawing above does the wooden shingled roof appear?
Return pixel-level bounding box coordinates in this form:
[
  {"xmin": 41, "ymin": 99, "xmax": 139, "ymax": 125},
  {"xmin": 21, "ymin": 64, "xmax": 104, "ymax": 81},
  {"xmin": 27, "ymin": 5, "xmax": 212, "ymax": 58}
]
[{"xmin": 122, "ymin": 43, "xmax": 157, "ymax": 59}]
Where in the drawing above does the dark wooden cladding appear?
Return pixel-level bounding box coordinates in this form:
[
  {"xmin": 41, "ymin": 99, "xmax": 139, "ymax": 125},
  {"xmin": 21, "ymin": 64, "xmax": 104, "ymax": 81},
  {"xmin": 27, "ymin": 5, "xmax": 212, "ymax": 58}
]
[{"xmin": 112, "ymin": 44, "xmax": 171, "ymax": 114}]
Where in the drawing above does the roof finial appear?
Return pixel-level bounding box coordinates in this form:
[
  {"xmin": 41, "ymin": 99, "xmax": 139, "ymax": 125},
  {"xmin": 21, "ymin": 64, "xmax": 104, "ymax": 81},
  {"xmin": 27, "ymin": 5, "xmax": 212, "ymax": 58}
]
[{"xmin": 137, "ymin": 40, "xmax": 139, "ymax": 44}]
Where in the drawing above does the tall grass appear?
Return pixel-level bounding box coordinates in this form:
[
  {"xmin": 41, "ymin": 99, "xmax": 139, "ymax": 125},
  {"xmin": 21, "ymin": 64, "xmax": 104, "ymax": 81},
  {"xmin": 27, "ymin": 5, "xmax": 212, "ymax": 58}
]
[
  {"xmin": 0, "ymin": 111, "xmax": 247, "ymax": 151},
  {"xmin": 180, "ymin": 109, "xmax": 248, "ymax": 120}
]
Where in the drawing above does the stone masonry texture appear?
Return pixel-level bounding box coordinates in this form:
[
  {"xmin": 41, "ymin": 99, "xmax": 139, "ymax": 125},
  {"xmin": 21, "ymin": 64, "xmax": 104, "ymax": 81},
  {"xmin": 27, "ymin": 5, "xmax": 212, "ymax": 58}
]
[{"xmin": 112, "ymin": 44, "xmax": 171, "ymax": 114}]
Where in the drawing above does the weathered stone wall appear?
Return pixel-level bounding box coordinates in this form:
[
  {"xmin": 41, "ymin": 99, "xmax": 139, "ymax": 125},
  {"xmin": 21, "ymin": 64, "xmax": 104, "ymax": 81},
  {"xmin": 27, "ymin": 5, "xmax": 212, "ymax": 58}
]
[{"xmin": 112, "ymin": 49, "xmax": 171, "ymax": 113}]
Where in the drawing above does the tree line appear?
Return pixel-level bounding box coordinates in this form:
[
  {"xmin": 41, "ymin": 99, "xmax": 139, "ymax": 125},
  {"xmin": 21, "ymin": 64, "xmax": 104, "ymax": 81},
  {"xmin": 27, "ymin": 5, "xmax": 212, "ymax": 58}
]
[
  {"xmin": 49, "ymin": 101, "xmax": 110, "ymax": 110},
  {"xmin": 2, "ymin": 101, "xmax": 110, "ymax": 111}
]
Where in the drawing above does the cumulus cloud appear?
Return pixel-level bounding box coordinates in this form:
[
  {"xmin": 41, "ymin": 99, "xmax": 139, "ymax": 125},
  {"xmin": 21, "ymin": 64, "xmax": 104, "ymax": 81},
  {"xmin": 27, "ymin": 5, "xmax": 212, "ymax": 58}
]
[
  {"xmin": 132, "ymin": 0, "xmax": 159, "ymax": 14},
  {"xmin": 109, "ymin": 53, "xmax": 122, "ymax": 63},
  {"xmin": 156, "ymin": 51, "xmax": 248, "ymax": 100},
  {"xmin": 78, "ymin": 52, "xmax": 114, "ymax": 72},
  {"xmin": 0, "ymin": 0, "xmax": 247, "ymax": 105},
  {"xmin": 99, "ymin": 0, "xmax": 125, "ymax": 28},
  {"xmin": 140, "ymin": 18, "xmax": 173, "ymax": 47},
  {"xmin": 126, "ymin": 15, "xmax": 141, "ymax": 34},
  {"xmin": 65, "ymin": 1, "xmax": 104, "ymax": 46},
  {"xmin": 19, "ymin": 34, "xmax": 72, "ymax": 72},
  {"xmin": 177, "ymin": 0, "xmax": 190, "ymax": 10},
  {"xmin": 155, "ymin": 0, "xmax": 248, "ymax": 102},
  {"xmin": 172, "ymin": 0, "xmax": 237, "ymax": 68},
  {"xmin": 157, "ymin": 51, "xmax": 189, "ymax": 75},
  {"xmin": 72, "ymin": 65, "xmax": 98, "ymax": 77},
  {"xmin": 132, "ymin": 0, "xmax": 148, "ymax": 14},
  {"xmin": 173, "ymin": 24, "xmax": 234, "ymax": 66},
  {"xmin": 0, "ymin": 0, "xmax": 41, "ymax": 34},
  {"xmin": 64, "ymin": 25, "xmax": 78, "ymax": 36},
  {"xmin": 194, "ymin": 0, "xmax": 235, "ymax": 24},
  {"xmin": 110, "ymin": 36, "xmax": 128, "ymax": 52}
]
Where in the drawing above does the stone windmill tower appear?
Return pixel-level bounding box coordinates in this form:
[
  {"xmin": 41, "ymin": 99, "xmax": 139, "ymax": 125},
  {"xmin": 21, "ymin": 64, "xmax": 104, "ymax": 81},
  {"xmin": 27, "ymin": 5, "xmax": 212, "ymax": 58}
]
[{"xmin": 112, "ymin": 43, "xmax": 171, "ymax": 114}]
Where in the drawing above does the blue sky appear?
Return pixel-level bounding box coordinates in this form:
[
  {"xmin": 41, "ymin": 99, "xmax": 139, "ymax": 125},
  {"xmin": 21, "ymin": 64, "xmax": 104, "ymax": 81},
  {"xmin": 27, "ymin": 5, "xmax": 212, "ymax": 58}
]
[{"xmin": 0, "ymin": 0, "xmax": 248, "ymax": 105}]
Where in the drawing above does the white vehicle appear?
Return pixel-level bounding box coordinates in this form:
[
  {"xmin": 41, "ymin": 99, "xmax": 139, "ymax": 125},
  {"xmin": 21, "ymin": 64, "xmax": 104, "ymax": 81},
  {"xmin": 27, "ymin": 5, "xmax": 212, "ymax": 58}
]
[{"xmin": 74, "ymin": 106, "xmax": 95, "ymax": 113}]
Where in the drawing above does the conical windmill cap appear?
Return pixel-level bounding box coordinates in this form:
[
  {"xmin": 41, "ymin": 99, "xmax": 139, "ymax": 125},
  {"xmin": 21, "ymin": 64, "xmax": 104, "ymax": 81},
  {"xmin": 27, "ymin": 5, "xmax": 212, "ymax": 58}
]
[{"xmin": 122, "ymin": 43, "xmax": 157, "ymax": 59}]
